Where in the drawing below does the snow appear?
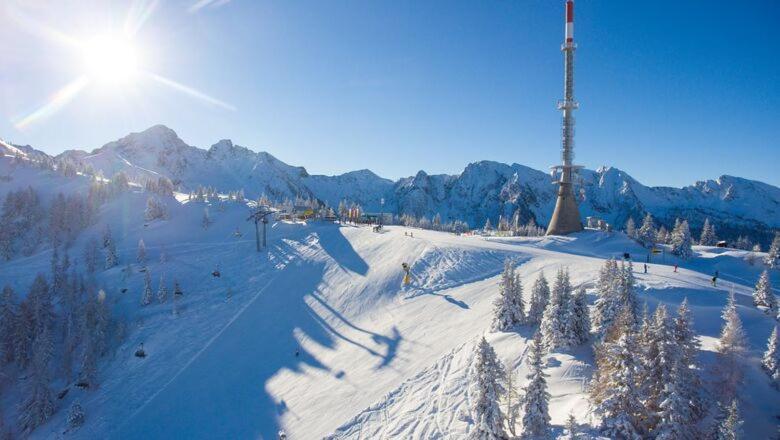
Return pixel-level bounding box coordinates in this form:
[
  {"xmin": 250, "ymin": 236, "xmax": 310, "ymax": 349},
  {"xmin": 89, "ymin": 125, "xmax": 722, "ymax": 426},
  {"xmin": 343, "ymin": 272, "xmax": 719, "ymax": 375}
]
[
  {"xmin": 1, "ymin": 150, "xmax": 779, "ymax": 439},
  {"xmin": 4, "ymin": 215, "xmax": 772, "ymax": 438}
]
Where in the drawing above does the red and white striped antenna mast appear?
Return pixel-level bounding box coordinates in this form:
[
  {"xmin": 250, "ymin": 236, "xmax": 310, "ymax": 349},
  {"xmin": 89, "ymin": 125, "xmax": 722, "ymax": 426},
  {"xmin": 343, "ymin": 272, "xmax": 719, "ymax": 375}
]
[{"xmin": 546, "ymin": 0, "xmax": 584, "ymax": 235}]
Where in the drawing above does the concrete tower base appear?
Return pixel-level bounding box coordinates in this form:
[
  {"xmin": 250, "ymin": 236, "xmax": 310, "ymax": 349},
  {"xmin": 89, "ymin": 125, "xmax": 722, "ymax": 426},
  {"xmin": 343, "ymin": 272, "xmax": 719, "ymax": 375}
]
[{"xmin": 546, "ymin": 182, "xmax": 583, "ymax": 235}]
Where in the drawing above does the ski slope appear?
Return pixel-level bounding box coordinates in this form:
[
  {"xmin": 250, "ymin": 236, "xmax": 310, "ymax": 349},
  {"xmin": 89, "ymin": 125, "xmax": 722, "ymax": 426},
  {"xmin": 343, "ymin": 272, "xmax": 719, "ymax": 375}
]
[{"xmin": 10, "ymin": 211, "xmax": 773, "ymax": 439}]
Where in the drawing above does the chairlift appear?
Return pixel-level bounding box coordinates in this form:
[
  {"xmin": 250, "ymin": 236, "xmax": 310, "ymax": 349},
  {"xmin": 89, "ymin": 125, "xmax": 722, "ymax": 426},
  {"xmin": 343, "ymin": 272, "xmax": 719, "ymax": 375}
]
[{"xmin": 135, "ymin": 343, "xmax": 147, "ymax": 358}]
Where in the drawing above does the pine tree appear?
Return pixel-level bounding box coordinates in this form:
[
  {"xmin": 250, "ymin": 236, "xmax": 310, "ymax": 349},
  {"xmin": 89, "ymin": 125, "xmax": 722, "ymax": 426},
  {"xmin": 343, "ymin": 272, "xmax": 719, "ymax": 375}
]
[
  {"xmin": 67, "ymin": 400, "xmax": 85, "ymax": 429},
  {"xmin": 762, "ymin": 326, "xmax": 780, "ymax": 387},
  {"xmin": 104, "ymin": 227, "xmax": 118, "ymax": 269},
  {"xmin": 0, "ymin": 286, "xmax": 17, "ymax": 364},
  {"xmin": 716, "ymin": 399, "xmax": 742, "ymax": 440},
  {"xmin": 753, "ymin": 270, "xmax": 777, "ymax": 313},
  {"xmin": 540, "ymin": 268, "xmax": 571, "ymax": 350},
  {"xmin": 637, "ymin": 213, "xmax": 656, "ymax": 248},
  {"xmin": 671, "ymin": 219, "xmax": 694, "ymax": 259},
  {"xmin": 157, "ymin": 273, "xmax": 168, "ymax": 303},
  {"xmin": 567, "ymin": 287, "xmax": 590, "ymax": 346},
  {"xmin": 715, "ymin": 290, "xmax": 748, "ymax": 402},
  {"xmin": 563, "ymin": 413, "xmax": 578, "ymax": 439},
  {"xmin": 83, "ymin": 236, "xmax": 99, "ymax": 274},
  {"xmin": 592, "ymin": 259, "xmax": 622, "ymax": 338},
  {"xmin": 766, "ymin": 232, "xmax": 780, "ymax": 268},
  {"xmin": 655, "ymin": 365, "xmax": 694, "ymax": 440},
  {"xmin": 643, "ymin": 305, "xmax": 678, "ymax": 432},
  {"xmin": 141, "ymin": 270, "xmax": 153, "ymax": 306},
  {"xmin": 619, "ymin": 261, "xmax": 639, "ymax": 323},
  {"xmin": 483, "ymin": 218, "xmax": 493, "ymax": 234},
  {"xmin": 673, "ymin": 299, "xmax": 705, "ymax": 421},
  {"xmin": 14, "ymin": 299, "xmax": 34, "ymax": 369},
  {"xmin": 699, "ymin": 218, "xmax": 717, "ymax": 246},
  {"xmin": 527, "ymin": 272, "xmax": 550, "ymax": 325},
  {"xmin": 18, "ymin": 329, "xmax": 55, "ymax": 433},
  {"xmin": 590, "ymin": 307, "xmax": 643, "ymax": 439},
  {"xmin": 492, "ymin": 259, "xmax": 525, "ymax": 331},
  {"xmin": 658, "ymin": 225, "xmax": 671, "ymax": 245},
  {"xmin": 518, "ymin": 332, "xmax": 551, "ymax": 439},
  {"xmin": 625, "ymin": 217, "xmax": 637, "ymax": 239},
  {"xmin": 470, "ymin": 337, "xmax": 508, "ymax": 440},
  {"xmin": 137, "ymin": 239, "xmax": 147, "ymax": 265}
]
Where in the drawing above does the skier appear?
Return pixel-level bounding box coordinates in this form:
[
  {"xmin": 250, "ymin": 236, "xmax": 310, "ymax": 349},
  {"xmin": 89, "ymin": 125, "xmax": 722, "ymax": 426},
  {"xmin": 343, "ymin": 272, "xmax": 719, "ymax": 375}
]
[
  {"xmin": 644, "ymin": 263, "xmax": 648, "ymax": 274},
  {"xmin": 401, "ymin": 263, "xmax": 411, "ymax": 286},
  {"xmin": 674, "ymin": 263, "xmax": 678, "ymax": 273},
  {"xmin": 712, "ymin": 275, "xmax": 718, "ymax": 287}
]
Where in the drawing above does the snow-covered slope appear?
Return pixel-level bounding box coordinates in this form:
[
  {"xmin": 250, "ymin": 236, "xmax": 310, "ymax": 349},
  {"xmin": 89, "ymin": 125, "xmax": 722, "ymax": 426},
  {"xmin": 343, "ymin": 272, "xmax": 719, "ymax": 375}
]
[
  {"xmin": 1, "ymin": 152, "xmax": 778, "ymax": 439},
  {"xmin": 13, "ymin": 223, "xmax": 777, "ymax": 439}
]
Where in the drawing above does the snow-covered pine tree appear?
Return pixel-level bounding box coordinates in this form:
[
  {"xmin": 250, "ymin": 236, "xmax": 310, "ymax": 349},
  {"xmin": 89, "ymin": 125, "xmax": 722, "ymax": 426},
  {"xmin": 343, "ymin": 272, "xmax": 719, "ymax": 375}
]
[
  {"xmin": 511, "ymin": 209, "xmax": 522, "ymax": 236},
  {"xmin": 637, "ymin": 213, "xmax": 656, "ymax": 248},
  {"xmin": 563, "ymin": 413, "xmax": 578, "ymax": 439},
  {"xmin": 137, "ymin": 239, "xmax": 147, "ymax": 266},
  {"xmin": 752, "ymin": 270, "xmax": 777, "ymax": 313},
  {"xmin": 498, "ymin": 215, "xmax": 509, "ymax": 233},
  {"xmin": 145, "ymin": 196, "xmax": 167, "ymax": 221},
  {"xmin": 83, "ymin": 236, "xmax": 99, "ymax": 274},
  {"xmin": 656, "ymin": 225, "xmax": 670, "ymax": 245},
  {"xmin": 527, "ymin": 272, "xmax": 550, "ymax": 325},
  {"xmin": 625, "ymin": 217, "xmax": 637, "ymax": 239},
  {"xmin": 766, "ymin": 232, "xmax": 780, "ymax": 268},
  {"xmin": 518, "ymin": 332, "xmax": 551, "ymax": 439},
  {"xmin": 567, "ymin": 287, "xmax": 590, "ymax": 346},
  {"xmin": 655, "ymin": 362, "xmax": 694, "ymax": 440},
  {"xmin": 492, "ymin": 259, "xmax": 525, "ymax": 331},
  {"xmin": 734, "ymin": 236, "xmax": 752, "ymax": 251},
  {"xmin": 699, "ymin": 218, "xmax": 717, "ymax": 246},
  {"xmin": 715, "ymin": 290, "xmax": 748, "ymax": 402},
  {"xmin": 540, "ymin": 268, "xmax": 571, "ymax": 350},
  {"xmin": 592, "ymin": 259, "xmax": 622, "ymax": 338},
  {"xmin": 67, "ymin": 401, "xmax": 85, "ymax": 429},
  {"xmin": 104, "ymin": 227, "xmax": 118, "ymax": 269},
  {"xmin": 671, "ymin": 219, "xmax": 694, "ymax": 259},
  {"xmin": 590, "ymin": 307, "xmax": 644, "ymax": 439},
  {"xmin": 0, "ymin": 286, "xmax": 16, "ymax": 364},
  {"xmin": 470, "ymin": 337, "xmax": 508, "ymax": 440},
  {"xmin": 643, "ymin": 305, "xmax": 678, "ymax": 432},
  {"xmin": 716, "ymin": 399, "xmax": 742, "ymax": 440},
  {"xmin": 762, "ymin": 326, "xmax": 779, "ymax": 387},
  {"xmin": 141, "ymin": 270, "xmax": 153, "ymax": 306},
  {"xmin": 673, "ymin": 298, "xmax": 705, "ymax": 421},
  {"xmin": 483, "ymin": 218, "xmax": 493, "ymax": 234},
  {"xmin": 157, "ymin": 274, "xmax": 168, "ymax": 303},
  {"xmin": 14, "ymin": 299, "xmax": 33, "ymax": 369},
  {"xmin": 619, "ymin": 260, "xmax": 639, "ymax": 323},
  {"xmin": 18, "ymin": 328, "xmax": 55, "ymax": 433}
]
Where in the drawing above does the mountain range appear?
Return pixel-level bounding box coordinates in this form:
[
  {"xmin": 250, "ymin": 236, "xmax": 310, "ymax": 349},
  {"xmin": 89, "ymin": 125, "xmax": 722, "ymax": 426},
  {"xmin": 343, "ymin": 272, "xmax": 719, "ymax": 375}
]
[{"xmin": 4, "ymin": 125, "xmax": 779, "ymax": 242}]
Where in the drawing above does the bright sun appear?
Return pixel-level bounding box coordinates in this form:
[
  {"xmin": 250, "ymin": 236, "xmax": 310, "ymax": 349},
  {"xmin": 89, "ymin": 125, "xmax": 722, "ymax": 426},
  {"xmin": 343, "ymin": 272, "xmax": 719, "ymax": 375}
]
[{"xmin": 81, "ymin": 36, "xmax": 139, "ymax": 84}]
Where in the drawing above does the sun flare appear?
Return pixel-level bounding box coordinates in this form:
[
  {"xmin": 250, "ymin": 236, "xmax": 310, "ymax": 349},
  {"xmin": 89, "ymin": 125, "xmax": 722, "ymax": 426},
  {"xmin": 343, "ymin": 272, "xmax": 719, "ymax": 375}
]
[{"xmin": 81, "ymin": 36, "xmax": 139, "ymax": 84}]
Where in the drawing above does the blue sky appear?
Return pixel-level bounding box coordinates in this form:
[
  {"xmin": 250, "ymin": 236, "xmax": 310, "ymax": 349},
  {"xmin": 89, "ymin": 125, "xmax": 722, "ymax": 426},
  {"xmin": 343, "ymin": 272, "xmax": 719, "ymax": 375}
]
[{"xmin": 1, "ymin": 0, "xmax": 778, "ymax": 187}]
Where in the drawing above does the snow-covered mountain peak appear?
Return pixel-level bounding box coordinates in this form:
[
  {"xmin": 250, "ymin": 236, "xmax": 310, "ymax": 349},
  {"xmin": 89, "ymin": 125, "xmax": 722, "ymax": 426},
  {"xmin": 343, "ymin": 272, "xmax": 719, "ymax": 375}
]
[{"xmin": 109, "ymin": 124, "xmax": 188, "ymax": 154}]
